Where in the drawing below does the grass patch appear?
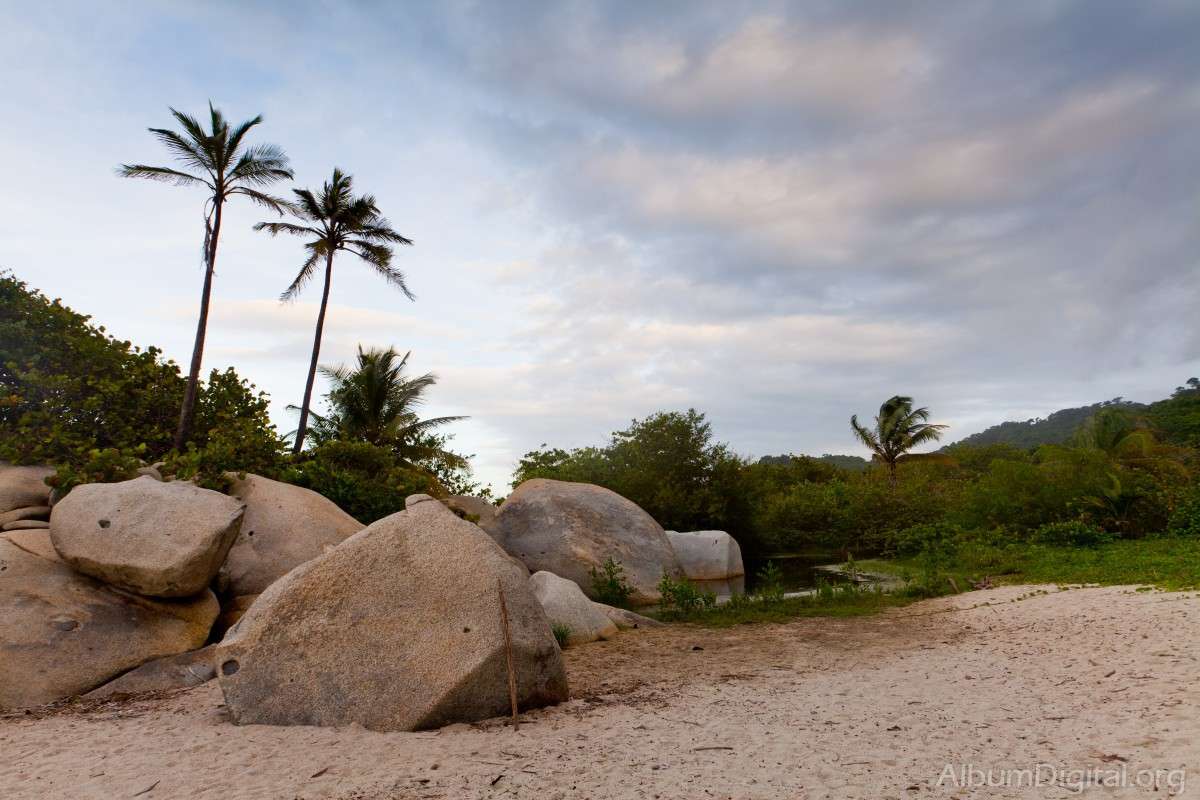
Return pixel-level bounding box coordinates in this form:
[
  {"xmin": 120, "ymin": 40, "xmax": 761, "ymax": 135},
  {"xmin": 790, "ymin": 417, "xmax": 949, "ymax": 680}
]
[
  {"xmin": 651, "ymin": 581, "xmax": 912, "ymax": 627},
  {"xmin": 861, "ymin": 536, "xmax": 1200, "ymax": 593},
  {"xmin": 664, "ymin": 537, "xmax": 1200, "ymax": 628}
]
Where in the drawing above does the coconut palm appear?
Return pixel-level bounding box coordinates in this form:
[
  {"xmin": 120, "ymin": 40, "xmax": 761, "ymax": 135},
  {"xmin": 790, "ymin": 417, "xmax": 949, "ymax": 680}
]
[
  {"xmin": 256, "ymin": 169, "xmax": 414, "ymax": 453},
  {"xmin": 850, "ymin": 395, "xmax": 949, "ymax": 486},
  {"xmin": 119, "ymin": 103, "xmax": 293, "ymax": 449},
  {"xmin": 303, "ymin": 346, "xmax": 467, "ymax": 469}
]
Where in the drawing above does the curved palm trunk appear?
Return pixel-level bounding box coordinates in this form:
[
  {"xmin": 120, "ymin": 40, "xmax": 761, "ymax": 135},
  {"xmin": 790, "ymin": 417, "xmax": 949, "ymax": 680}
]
[
  {"xmin": 174, "ymin": 198, "xmax": 223, "ymax": 450},
  {"xmin": 293, "ymin": 250, "xmax": 335, "ymax": 454}
]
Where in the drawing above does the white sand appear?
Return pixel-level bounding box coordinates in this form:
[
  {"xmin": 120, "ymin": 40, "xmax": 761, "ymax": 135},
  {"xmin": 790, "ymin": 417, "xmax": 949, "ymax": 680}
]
[{"xmin": 2, "ymin": 585, "xmax": 1196, "ymax": 799}]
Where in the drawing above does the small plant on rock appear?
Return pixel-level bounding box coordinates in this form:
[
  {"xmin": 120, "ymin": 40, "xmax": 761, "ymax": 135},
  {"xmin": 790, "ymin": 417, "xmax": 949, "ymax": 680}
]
[
  {"xmin": 657, "ymin": 572, "xmax": 717, "ymax": 617},
  {"xmin": 551, "ymin": 623, "xmax": 572, "ymax": 649},
  {"xmin": 589, "ymin": 557, "xmax": 634, "ymax": 608}
]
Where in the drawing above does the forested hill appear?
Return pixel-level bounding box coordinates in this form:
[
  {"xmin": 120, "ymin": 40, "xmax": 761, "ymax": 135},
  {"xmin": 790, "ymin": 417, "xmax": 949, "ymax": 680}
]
[
  {"xmin": 758, "ymin": 454, "xmax": 869, "ymax": 471},
  {"xmin": 946, "ymin": 399, "xmax": 1146, "ymax": 450}
]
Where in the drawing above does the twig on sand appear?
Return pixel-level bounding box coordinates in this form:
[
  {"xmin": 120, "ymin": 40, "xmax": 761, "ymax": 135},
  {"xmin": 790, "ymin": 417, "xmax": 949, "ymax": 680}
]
[
  {"xmin": 498, "ymin": 579, "xmax": 519, "ymax": 731},
  {"xmin": 131, "ymin": 780, "xmax": 159, "ymax": 797},
  {"xmin": 693, "ymin": 746, "xmax": 735, "ymax": 751}
]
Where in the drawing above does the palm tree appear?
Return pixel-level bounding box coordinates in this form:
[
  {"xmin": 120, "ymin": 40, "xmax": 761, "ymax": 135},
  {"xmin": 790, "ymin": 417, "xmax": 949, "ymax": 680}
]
[
  {"xmin": 303, "ymin": 346, "xmax": 467, "ymax": 469},
  {"xmin": 850, "ymin": 395, "xmax": 949, "ymax": 486},
  {"xmin": 119, "ymin": 103, "xmax": 292, "ymax": 449},
  {"xmin": 256, "ymin": 169, "xmax": 414, "ymax": 453}
]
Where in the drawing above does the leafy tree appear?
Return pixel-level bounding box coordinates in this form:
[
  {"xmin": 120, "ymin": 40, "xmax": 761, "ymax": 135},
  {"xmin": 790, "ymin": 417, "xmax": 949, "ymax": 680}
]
[
  {"xmin": 307, "ymin": 346, "xmax": 464, "ymax": 463},
  {"xmin": 288, "ymin": 440, "xmax": 439, "ymax": 523},
  {"xmin": 850, "ymin": 395, "xmax": 949, "ymax": 486},
  {"xmin": 119, "ymin": 103, "xmax": 292, "ymax": 448},
  {"xmin": 0, "ymin": 273, "xmax": 285, "ymax": 484},
  {"xmin": 256, "ymin": 169, "xmax": 413, "ymax": 453}
]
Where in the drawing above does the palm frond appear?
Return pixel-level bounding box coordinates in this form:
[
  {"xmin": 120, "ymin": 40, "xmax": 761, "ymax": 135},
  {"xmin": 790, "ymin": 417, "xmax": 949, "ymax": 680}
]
[
  {"xmin": 230, "ymin": 187, "xmax": 292, "ymax": 215},
  {"xmin": 224, "ymin": 114, "xmax": 264, "ymax": 161},
  {"xmin": 117, "ymin": 164, "xmax": 212, "ymax": 189},
  {"xmin": 147, "ymin": 127, "xmax": 212, "ymax": 174},
  {"xmin": 280, "ymin": 244, "xmax": 324, "ymax": 301},
  {"xmin": 254, "ymin": 221, "xmax": 322, "ymax": 237},
  {"xmin": 227, "ymin": 143, "xmax": 292, "ymax": 186}
]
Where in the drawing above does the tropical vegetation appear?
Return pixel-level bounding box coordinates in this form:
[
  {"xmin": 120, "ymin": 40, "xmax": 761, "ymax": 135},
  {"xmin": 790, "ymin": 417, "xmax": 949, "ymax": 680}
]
[
  {"xmin": 118, "ymin": 103, "xmax": 292, "ymax": 449},
  {"xmin": 256, "ymin": 168, "xmax": 414, "ymax": 453}
]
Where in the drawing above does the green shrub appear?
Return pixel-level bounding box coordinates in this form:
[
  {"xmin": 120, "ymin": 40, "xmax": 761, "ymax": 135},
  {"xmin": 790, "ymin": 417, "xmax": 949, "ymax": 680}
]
[
  {"xmin": 48, "ymin": 447, "xmax": 144, "ymax": 495},
  {"xmin": 1032, "ymin": 520, "xmax": 1115, "ymax": 548},
  {"xmin": 588, "ymin": 557, "xmax": 633, "ymax": 608},
  {"xmin": 657, "ymin": 573, "xmax": 717, "ymax": 616},
  {"xmin": 893, "ymin": 522, "xmax": 960, "ymax": 558},
  {"xmin": 752, "ymin": 560, "xmax": 785, "ymax": 603},
  {"xmin": 551, "ymin": 623, "xmax": 572, "ymax": 648},
  {"xmin": 1167, "ymin": 485, "xmax": 1200, "ymax": 537},
  {"xmin": 288, "ymin": 441, "xmax": 439, "ymax": 523}
]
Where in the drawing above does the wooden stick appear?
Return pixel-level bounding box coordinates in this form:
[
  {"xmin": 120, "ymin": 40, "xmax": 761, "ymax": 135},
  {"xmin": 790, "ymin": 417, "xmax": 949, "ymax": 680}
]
[{"xmin": 498, "ymin": 579, "xmax": 519, "ymax": 731}]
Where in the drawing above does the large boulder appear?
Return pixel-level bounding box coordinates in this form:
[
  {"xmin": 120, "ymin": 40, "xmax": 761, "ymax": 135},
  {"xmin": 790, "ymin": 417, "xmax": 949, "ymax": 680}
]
[
  {"xmin": 595, "ymin": 602, "xmax": 665, "ymax": 630},
  {"xmin": 217, "ymin": 498, "xmax": 568, "ymax": 731},
  {"xmin": 217, "ymin": 474, "xmax": 363, "ymax": 597},
  {"xmin": 666, "ymin": 530, "xmax": 745, "ymax": 580},
  {"xmin": 529, "ymin": 571, "xmax": 618, "ymax": 646},
  {"xmin": 50, "ymin": 477, "xmax": 244, "ymax": 598},
  {"xmin": 0, "ymin": 539, "xmax": 218, "ymax": 710},
  {"xmin": 3, "ymin": 528, "xmax": 62, "ymax": 562},
  {"xmin": 444, "ymin": 495, "xmax": 500, "ymax": 536},
  {"xmin": 0, "ymin": 464, "xmax": 54, "ymax": 514},
  {"xmin": 0, "ymin": 505, "xmax": 50, "ymax": 527},
  {"xmin": 84, "ymin": 645, "xmax": 219, "ymax": 699},
  {"xmin": 495, "ymin": 479, "xmax": 682, "ymax": 605}
]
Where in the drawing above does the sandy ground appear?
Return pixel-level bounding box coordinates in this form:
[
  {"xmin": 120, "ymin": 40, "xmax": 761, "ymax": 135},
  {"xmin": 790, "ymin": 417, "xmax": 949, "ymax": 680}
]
[{"xmin": 2, "ymin": 585, "xmax": 1197, "ymax": 799}]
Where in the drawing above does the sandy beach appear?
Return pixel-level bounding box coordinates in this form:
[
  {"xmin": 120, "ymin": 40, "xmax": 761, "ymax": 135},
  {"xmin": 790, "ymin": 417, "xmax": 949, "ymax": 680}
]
[{"xmin": 2, "ymin": 585, "xmax": 1195, "ymax": 799}]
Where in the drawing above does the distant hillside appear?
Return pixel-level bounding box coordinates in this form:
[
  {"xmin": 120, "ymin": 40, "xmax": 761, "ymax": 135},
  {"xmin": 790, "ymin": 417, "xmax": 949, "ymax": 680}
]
[
  {"xmin": 758, "ymin": 453, "xmax": 869, "ymax": 471},
  {"xmin": 947, "ymin": 398, "xmax": 1146, "ymax": 451}
]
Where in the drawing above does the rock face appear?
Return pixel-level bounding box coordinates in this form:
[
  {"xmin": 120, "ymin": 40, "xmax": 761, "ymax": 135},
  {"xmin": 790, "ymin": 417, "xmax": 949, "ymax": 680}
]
[
  {"xmin": 0, "ymin": 539, "xmax": 218, "ymax": 710},
  {"xmin": 0, "ymin": 464, "xmax": 54, "ymax": 514},
  {"xmin": 595, "ymin": 602, "xmax": 665, "ymax": 630},
  {"xmin": 217, "ymin": 474, "xmax": 363, "ymax": 597},
  {"xmin": 444, "ymin": 496, "xmax": 500, "ymax": 535},
  {"xmin": 50, "ymin": 477, "xmax": 244, "ymax": 598},
  {"xmin": 217, "ymin": 499, "xmax": 568, "ymax": 731},
  {"xmin": 495, "ymin": 479, "xmax": 682, "ymax": 605},
  {"xmin": 529, "ymin": 571, "xmax": 618, "ymax": 646},
  {"xmin": 84, "ymin": 645, "xmax": 219, "ymax": 699},
  {"xmin": 666, "ymin": 530, "xmax": 745, "ymax": 581},
  {"xmin": 3, "ymin": 528, "xmax": 62, "ymax": 562},
  {"xmin": 3, "ymin": 519, "xmax": 48, "ymax": 530},
  {"xmin": 0, "ymin": 505, "xmax": 50, "ymax": 527}
]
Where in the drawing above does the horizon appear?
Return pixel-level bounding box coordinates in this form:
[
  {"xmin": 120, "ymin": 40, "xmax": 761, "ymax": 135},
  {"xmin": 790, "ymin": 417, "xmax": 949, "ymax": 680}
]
[{"xmin": 3, "ymin": 2, "xmax": 1198, "ymax": 492}]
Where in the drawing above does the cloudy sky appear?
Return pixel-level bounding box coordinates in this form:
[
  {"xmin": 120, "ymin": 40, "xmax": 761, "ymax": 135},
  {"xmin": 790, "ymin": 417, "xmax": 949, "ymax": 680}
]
[{"xmin": 3, "ymin": 1, "xmax": 1198, "ymax": 491}]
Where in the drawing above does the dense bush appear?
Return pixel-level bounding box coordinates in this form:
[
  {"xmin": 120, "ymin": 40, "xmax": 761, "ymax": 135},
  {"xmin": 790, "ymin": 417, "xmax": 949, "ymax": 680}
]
[
  {"xmin": 0, "ymin": 273, "xmax": 286, "ymax": 483},
  {"xmin": 1032, "ymin": 520, "xmax": 1114, "ymax": 548},
  {"xmin": 287, "ymin": 440, "xmax": 439, "ymax": 523},
  {"xmin": 1167, "ymin": 484, "xmax": 1200, "ymax": 538}
]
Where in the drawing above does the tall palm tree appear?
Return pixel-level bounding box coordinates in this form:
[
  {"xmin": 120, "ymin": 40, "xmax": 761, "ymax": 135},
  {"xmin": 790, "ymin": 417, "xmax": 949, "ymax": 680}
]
[
  {"xmin": 850, "ymin": 395, "xmax": 949, "ymax": 486},
  {"xmin": 256, "ymin": 169, "xmax": 413, "ymax": 453},
  {"xmin": 304, "ymin": 346, "xmax": 467, "ymax": 469},
  {"xmin": 119, "ymin": 103, "xmax": 292, "ymax": 449}
]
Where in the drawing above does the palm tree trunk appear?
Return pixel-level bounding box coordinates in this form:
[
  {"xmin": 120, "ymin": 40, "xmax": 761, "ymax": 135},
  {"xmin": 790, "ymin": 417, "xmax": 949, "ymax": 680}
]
[
  {"xmin": 173, "ymin": 197, "xmax": 223, "ymax": 450},
  {"xmin": 887, "ymin": 460, "xmax": 898, "ymax": 490},
  {"xmin": 293, "ymin": 250, "xmax": 335, "ymax": 454}
]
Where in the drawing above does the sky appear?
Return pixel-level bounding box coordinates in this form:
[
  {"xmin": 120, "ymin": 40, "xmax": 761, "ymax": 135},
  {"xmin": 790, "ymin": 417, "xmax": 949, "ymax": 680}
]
[{"xmin": 2, "ymin": 1, "xmax": 1198, "ymax": 492}]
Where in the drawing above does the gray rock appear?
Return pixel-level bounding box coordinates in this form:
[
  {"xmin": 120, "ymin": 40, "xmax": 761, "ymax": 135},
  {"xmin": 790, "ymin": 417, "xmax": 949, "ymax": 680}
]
[
  {"xmin": 2, "ymin": 519, "xmax": 49, "ymax": 531},
  {"xmin": 0, "ymin": 464, "xmax": 54, "ymax": 514},
  {"xmin": 444, "ymin": 496, "xmax": 500, "ymax": 536},
  {"xmin": 51, "ymin": 476, "xmax": 244, "ymax": 598},
  {"xmin": 135, "ymin": 465, "xmax": 163, "ymax": 481},
  {"xmin": 83, "ymin": 645, "xmax": 219, "ymax": 699},
  {"xmin": 217, "ymin": 499, "xmax": 568, "ymax": 731},
  {"xmin": 218, "ymin": 474, "xmax": 363, "ymax": 597},
  {"xmin": 3, "ymin": 528, "xmax": 62, "ymax": 562},
  {"xmin": 0, "ymin": 539, "xmax": 218, "ymax": 710},
  {"xmin": 496, "ymin": 479, "xmax": 682, "ymax": 605},
  {"xmin": 666, "ymin": 530, "xmax": 745, "ymax": 580},
  {"xmin": 595, "ymin": 602, "xmax": 666, "ymax": 630},
  {"xmin": 529, "ymin": 571, "xmax": 618, "ymax": 646},
  {"xmin": 0, "ymin": 505, "xmax": 51, "ymax": 527}
]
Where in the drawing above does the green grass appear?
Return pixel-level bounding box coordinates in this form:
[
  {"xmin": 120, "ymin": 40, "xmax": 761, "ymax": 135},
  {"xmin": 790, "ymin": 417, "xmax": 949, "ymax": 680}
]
[
  {"xmin": 858, "ymin": 536, "xmax": 1200, "ymax": 593},
  {"xmin": 650, "ymin": 581, "xmax": 912, "ymax": 627},
  {"xmin": 666, "ymin": 536, "xmax": 1200, "ymax": 628}
]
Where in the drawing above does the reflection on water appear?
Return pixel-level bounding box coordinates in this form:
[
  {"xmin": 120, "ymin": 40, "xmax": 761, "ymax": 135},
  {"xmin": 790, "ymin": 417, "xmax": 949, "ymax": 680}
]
[{"xmin": 742, "ymin": 555, "xmax": 854, "ymax": 594}]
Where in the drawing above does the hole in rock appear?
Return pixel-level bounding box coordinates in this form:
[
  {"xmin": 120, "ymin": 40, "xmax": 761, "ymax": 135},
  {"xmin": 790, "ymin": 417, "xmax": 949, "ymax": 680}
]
[{"xmin": 221, "ymin": 660, "xmax": 240, "ymax": 676}]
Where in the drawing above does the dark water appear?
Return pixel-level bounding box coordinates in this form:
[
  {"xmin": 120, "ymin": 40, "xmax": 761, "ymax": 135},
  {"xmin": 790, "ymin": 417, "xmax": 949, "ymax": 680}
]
[{"xmin": 741, "ymin": 554, "xmax": 854, "ymax": 594}]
